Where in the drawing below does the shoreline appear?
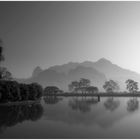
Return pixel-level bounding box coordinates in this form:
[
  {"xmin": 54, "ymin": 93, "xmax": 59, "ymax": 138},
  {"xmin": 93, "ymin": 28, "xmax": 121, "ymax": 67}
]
[
  {"xmin": 0, "ymin": 100, "xmax": 41, "ymax": 106},
  {"xmin": 45, "ymin": 92, "xmax": 140, "ymax": 97}
]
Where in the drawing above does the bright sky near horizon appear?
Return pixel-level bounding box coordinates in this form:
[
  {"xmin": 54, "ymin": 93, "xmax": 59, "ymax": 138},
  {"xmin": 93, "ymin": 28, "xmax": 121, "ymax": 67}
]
[{"xmin": 0, "ymin": 1, "xmax": 140, "ymax": 78}]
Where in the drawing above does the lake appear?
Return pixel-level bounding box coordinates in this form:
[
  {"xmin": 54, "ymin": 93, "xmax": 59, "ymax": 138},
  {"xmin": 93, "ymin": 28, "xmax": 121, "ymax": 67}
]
[{"xmin": 0, "ymin": 96, "xmax": 140, "ymax": 138}]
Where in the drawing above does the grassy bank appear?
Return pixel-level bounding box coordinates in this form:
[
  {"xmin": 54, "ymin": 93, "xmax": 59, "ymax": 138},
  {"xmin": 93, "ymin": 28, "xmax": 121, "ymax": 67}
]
[
  {"xmin": 0, "ymin": 99, "xmax": 41, "ymax": 106},
  {"xmin": 45, "ymin": 92, "xmax": 140, "ymax": 97}
]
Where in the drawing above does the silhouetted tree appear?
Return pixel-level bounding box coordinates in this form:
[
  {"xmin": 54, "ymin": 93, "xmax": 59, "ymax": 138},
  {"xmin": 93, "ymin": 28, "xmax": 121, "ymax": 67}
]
[
  {"xmin": 28, "ymin": 83, "xmax": 43, "ymax": 100},
  {"xmin": 0, "ymin": 39, "xmax": 4, "ymax": 64},
  {"xmin": 44, "ymin": 86, "xmax": 61, "ymax": 95},
  {"xmin": 0, "ymin": 40, "xmax": 12, "ymax": 80},
  {"xmin": 125, "ymin": 79, "xmax": 138, "ymax": 93},
  {"xmin": 0, "ymin": 80, "xmax": 11, "ymax": 102},
  {"xmin": 79, "ymin": 78, "xmax": 91, "ymax": 88},
  {"xmin": 86, "ymin": 86, "xmax": 99, "ymax": 94},
  {"xmin": 33, "ymin": 83, "xmax": 43, "ymax": 99},
  {"xmin": 0, "ymin": 81, "xmax": 20, "ymax": 102},
  {"xmin": 0, "ymin": 39, "xmax": 4, "ymax": 79},
  {"xmin": 103, "ymin": 80, "xmax": 119, "ymax": 93},
  {"xmin": 19, "ymin": 83, "xmax": 30, "ymax": 101},
  {"xmin": 5, "ymin": 81, "xmax": 21, "ymax": 101},
  {"xmin": 68, "ymin": 81, "xmax": 80, "ymax": 92},
  {"xmin": 68, "ymin": 78, "xmax": 91, "ymax": 93},
  {"xmin": 0, "ymin": 67, "xmax": 12, "ymax": 80}
]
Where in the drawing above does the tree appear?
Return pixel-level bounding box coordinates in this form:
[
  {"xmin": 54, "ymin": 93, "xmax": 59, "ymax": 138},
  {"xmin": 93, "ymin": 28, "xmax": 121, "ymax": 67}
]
[
  {"xmin": 19, "ymin": 83, "xmax": 30, "ymax": 101},
  {"xmin": 86, "ymin": 86, "xmax": 99, "ymax": 94},
  {"xmin": 0, "ymin": 39, "xmax": 4, "ymax": 63},
  {"xmin": 0, "ymin": 40, "xmax": 12, "ymax": 80},
  {"xmin": 125, "ymin": 79, "xmax": 138, "ymax": 93},
  {"xmin": 79, "ymin": 78, "xmax": 91, "ymax": 88},
  {"xmin": 68, "ymin": 78, "xmax": 91, "ymax": 93},
  {"xmin": 103, "ymin": 80, "xmax": 119, "ymax": 93},
  {"xmin": 0, "ymin": 80, "xmax": 11, "ymax": 102},
  {"xmin": 0, "ymin": 40, "xmax": 4, "ymax": 79},
  {"xmin": 68, "ymin": 81, "xmax": 80, "ymax": 92},
  {"xmin": 33, "ymin": 83, "xmax": 43, "ymax": 99},
  {"xmin": 0, "ymin": 67, "xmax": 12, "ymax": 80},
  {"xmin": 0, "ymin": 80, "xmax": 21, "ymax": 102},
  {"xmin": 26, "ymin": 83, "xmax": 43, "ymax": 100},
  {"xmin": 5, "ymin": 81, "xmax": 21, "ymax": 101},
  {"xmin": 44, "ymin": 86, "xmax": 60, "ymax": 95}
]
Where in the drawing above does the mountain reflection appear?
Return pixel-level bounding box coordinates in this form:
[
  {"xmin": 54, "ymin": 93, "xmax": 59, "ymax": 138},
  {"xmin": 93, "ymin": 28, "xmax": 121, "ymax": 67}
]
[
  {"xmin": 104, "ymin": 97, "xmax": 120, "ymax": 112},
  {"xmin": 0, "ymin": 103, "xmax": 44, "ymax": 133},
  {"xmin": 69, "ymin": 97, "xmax": 100, "ymax": 113},
  {"xmin": 127, "ymin": 97, "xmax": 139, "ymax": 112},
  {"xmin": 43, "ymin": 96, "xmax": 63, "ymax": 104}
]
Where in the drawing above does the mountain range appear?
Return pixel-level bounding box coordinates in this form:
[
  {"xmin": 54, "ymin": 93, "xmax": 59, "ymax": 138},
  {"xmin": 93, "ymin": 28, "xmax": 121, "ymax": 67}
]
[{"xmin": 18, "ymin": 58, "xmax": 140, "ymax": 91}]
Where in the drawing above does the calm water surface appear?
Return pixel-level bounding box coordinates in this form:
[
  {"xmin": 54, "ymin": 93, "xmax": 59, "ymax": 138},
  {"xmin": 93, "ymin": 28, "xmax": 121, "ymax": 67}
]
[{"xmin": 0, "ymin": 96, "xmax": 140, "ymax": 138}]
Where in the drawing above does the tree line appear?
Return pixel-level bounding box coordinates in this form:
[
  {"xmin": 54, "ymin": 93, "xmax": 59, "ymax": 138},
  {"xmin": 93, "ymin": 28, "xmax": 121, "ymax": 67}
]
[
  {"xmin": 67, "ymin": 78, "xmax": 139, "ymax": 94},
  {"xmin": 44, "ymin": 78, "xmax": 139, "ymax": 95},
  {"xmin": 0, "ymin": 80, "xmax": 43, "ymax": 103}
]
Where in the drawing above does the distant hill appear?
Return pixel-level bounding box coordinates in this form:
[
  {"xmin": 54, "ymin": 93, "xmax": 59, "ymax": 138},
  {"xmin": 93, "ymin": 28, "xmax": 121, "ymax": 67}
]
[
  {"xmin": 80, "ymin": 58, "xmax": 140, "ymax": 91},
  {"xmin": 19, "ymin": 58, "xmax": 140, "ymax": 91},
  {"xmin": 48, "ymin": 62, "xmax": 79, "ymax": 74},
  {"xmin": 26, "ymin": 65, "xmax": 106, "ymax": 91}
]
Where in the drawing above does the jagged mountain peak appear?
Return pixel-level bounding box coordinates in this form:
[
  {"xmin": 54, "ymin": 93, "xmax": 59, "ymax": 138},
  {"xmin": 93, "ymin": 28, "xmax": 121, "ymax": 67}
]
[{"xmin": 32, "ymin": 66, "xmax": 43, "ymax": 77}]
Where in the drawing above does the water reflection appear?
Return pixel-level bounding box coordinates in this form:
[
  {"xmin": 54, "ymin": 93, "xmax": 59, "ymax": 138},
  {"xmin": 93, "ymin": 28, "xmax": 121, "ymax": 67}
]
[
  {"xmin": 69, "ymin": 97, "xmax": 100, "ymax": 113},
  {"xmin": 43, "ymin": 96, "xmax": 63, "ymax": 104},
  {"xmin": 104, "ymin": 97, "xmax": 120, "ymax": 112},
  {"xmin": 127, "ymin": 97, "xmax": 139, "ymax": 112},
  {"xmin": 1, "ymin": 96, "xmax": 140, "ymax": 138},
  {"xmin": 0, "ymin": 103, "xmax": 44, "ymax": 133}
]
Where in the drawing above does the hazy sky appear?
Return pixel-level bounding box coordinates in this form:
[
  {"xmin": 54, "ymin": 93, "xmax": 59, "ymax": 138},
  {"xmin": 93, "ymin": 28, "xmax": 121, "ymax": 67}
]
[{"xmin": 0, "ymin": 1, "xmax": 140, "ymax": 78}]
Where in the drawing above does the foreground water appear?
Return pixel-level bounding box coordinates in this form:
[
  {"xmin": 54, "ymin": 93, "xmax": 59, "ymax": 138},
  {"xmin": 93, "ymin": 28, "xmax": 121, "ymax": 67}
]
[{"xmin": 0, "ymin": 96, "xmax": 140, "ymax": 138}]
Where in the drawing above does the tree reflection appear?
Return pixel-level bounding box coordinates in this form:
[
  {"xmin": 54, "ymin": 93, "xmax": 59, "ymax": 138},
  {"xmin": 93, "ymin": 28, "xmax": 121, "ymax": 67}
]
[
  {"xmin": 0, "ymin": 103, "xmax": 44, "ymax": 133},
  {"xmin": 104, "ymin": 97, "xmax": 120, "ymax": 112},
  {"xmin": 127, "ymin": 97, "xmax": 139, "ymax": 112},
  {"xmin": 69, "ymin": 97, "xmax": 100, "ymax": 113},
  {"xmin": 43, "ymin": 96, "xmax": 63, "ymax": 104}
]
